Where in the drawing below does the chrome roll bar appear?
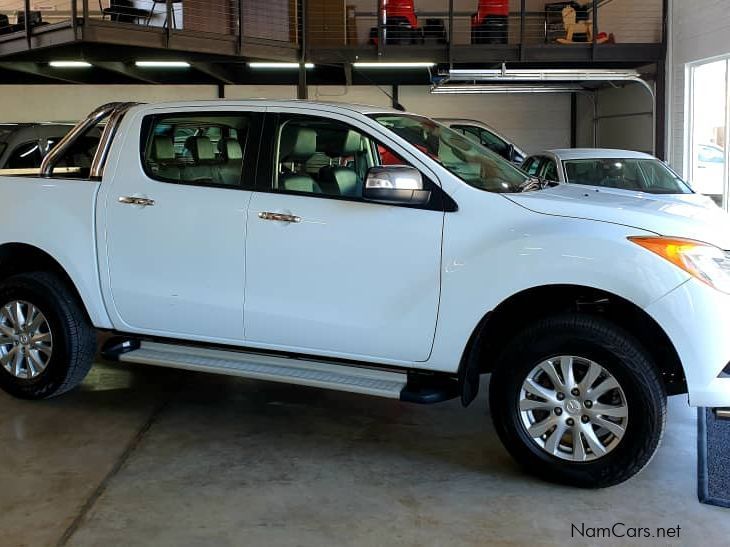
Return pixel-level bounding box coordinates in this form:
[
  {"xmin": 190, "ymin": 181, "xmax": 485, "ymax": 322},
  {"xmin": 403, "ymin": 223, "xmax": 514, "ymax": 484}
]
[{"xmin": 40, "ymin": 102, "xmax": 138, "ymax": 179}]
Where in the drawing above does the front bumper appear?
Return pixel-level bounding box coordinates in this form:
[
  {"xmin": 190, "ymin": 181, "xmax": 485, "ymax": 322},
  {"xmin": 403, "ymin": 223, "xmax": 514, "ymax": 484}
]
[{"xmin": 645, "ymin": 278, "xmax": 730, "ymax": 407}]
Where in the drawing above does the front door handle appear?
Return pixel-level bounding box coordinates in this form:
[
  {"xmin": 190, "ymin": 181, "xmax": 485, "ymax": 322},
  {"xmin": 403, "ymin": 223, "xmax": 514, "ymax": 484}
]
[
  {"xmin": 258, "ymin": 211, "xmax": 301, "ymax": 223},
  {"xmin": 119, "ymin": 196, "xmax": 155, "ymax": 207}
]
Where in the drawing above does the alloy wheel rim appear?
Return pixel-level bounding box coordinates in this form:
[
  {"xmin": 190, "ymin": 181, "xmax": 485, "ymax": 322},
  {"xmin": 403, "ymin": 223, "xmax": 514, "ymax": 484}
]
[
  {"xmin": 518, "ymin": 355, "xmax": 628, "ymax": 462},
  {"xmin": 0, "ymin": 300, "xmax": 53, "ymax": 380}
]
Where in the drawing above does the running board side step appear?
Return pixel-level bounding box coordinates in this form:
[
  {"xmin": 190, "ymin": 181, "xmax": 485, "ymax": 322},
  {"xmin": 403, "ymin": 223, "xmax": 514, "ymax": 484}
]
[{"xmin": 105, "ymin": 339, "xmax": 458, "ymax": 403}]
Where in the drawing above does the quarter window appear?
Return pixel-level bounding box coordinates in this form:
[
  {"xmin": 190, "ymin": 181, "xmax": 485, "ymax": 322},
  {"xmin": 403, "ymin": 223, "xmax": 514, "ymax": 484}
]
[{"xmin": 142, "ymin": 113, "xmax": 253, "ymax": 187}]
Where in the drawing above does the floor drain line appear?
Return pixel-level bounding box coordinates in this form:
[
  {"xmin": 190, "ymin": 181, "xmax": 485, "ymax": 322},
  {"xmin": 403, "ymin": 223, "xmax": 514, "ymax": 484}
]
[{"xmin": 55, "ymin": 398, "xmax": 170, "ymax": 547}]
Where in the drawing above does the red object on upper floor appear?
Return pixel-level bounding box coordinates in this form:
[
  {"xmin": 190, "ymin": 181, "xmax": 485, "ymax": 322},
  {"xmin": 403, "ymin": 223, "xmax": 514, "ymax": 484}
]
[
  {"xmin": 383, "ymin": 0, "xmax": 419, "ymax": 29},
  {"xmin": 472, "ymin": 0, "xmax": 509, "ymax": 27}
]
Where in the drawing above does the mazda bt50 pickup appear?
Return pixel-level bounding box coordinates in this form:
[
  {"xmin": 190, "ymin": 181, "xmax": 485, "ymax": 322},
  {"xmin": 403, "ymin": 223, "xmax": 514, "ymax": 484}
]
[{"xmin": 0, "ymin": 101, "xmax": 729, "ymax": 488}]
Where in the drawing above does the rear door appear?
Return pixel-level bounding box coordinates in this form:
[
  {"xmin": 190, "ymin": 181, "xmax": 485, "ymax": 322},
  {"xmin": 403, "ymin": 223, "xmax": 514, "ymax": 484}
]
[
  {"xmin": 99, "ymin": 107, "xmax": 263, "ymax": 343},
  {"xmin": 243, "ymin": 110, "xmax": 444, "ymax": 363}
]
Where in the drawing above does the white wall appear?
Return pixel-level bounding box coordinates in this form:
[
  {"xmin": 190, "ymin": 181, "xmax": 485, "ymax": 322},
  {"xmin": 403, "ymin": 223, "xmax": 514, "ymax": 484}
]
[
  {"xmin": 668, "ymin": 0, "xmax": 730, "ymax": 174},
  {"xmin": 310, "ymin": 85, "xmax": 571, "ymax": 154},
  {"xmin": 0, "ymin": 84, "xmax": 570, "ymax": 154}
]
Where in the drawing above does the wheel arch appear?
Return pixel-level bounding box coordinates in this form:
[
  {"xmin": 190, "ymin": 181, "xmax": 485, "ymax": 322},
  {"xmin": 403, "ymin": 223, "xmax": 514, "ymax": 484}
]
[
  {"xmin": 458, "ymin": 284, "xmax": 686, "ymax": 406},
  {"xmin": 0, "ymin": 243, "xmax": 92, "ymax": 322}
]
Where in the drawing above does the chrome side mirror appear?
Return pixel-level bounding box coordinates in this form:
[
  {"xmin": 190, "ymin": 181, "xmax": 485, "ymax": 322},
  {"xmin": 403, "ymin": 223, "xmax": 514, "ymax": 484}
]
[{"xmin": 362, "ymin": 165, "xmax": 431, "ymax": 205}]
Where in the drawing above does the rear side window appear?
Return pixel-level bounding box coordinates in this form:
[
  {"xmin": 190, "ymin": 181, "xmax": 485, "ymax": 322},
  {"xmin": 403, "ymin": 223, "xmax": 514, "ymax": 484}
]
[
  {"xmin": 5, "ymin": 141, "xmax": 42, "ymax": 169},
  {"xmin": 142, "ymin": 112, "xmax": 255, "ymax": 188}
]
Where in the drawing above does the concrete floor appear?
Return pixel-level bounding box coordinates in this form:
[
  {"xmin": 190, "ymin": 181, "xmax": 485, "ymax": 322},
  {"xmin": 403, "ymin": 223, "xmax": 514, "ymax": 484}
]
[{"xmin": 1, "ymin": 359, "xmax": 729, "ymax": 547}]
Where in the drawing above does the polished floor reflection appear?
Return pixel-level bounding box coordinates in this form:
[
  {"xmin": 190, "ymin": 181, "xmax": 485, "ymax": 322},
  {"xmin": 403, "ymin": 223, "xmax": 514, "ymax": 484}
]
[{"xmin": 1, "ymin": 359, "xmax": 728, "ymax": 546}]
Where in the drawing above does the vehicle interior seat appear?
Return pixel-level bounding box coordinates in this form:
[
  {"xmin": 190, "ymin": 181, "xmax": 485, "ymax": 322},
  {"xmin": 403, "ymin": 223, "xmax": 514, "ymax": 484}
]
[
  {"xmin": 217, "ymin": 137, "xmax": 243, "ymax": 185},
  {"xmin": 184, "ymin": 136, "xmax": 218, "ymax": 182},
  {"xmin": 278, "ymin": 125, "xmax": 322, "ymax": 193},
  {"xmin": 149, "ymin": 136, "xmax": 180, "ymax": 181},
  {"xmin": 318, "ymin": 130, "xmax": 362, "ymax": 197}
]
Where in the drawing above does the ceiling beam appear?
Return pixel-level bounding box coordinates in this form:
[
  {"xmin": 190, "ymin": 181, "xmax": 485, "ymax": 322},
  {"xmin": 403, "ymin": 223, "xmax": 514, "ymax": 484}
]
[
  {"xmin": 0, "ymin": 62, "xmax": 87, "ymax": 84},
  {"xmin": 89, "ymin": 61, "xmax": 161, "ymax": 84},
  {"xmin": 190, "ymin": 62, "xmax": 240, "ymax": 85}
]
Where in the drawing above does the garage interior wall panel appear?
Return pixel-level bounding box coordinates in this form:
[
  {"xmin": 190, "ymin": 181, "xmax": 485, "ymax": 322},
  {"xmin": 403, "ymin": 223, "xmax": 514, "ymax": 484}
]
[
  {"xmin": 0, "ymin": 85, "xmax": 219, "ymax": 123},
  {"xmin": 397, "ymin": 86, "xmax": 571, "ymax": 154},
  {"xmin": 668, "ymin": 0, "xmax": 730, "ymax": 174}
]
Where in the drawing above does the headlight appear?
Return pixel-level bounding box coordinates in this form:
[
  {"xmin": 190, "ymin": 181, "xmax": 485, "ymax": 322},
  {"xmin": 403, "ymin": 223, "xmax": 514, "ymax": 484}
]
[{"xmin": 629, "ymin": 236, "xmax": 730, "ymax": 293}]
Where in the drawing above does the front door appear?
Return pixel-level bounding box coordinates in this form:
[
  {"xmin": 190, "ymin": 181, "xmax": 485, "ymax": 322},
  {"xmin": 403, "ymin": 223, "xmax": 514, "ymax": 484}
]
[
  {"xmin": 100, "ymin": 108, "xmax": 262, "ymax": 342},
  {"xmin": 244, "ymin": 112, "xmax": 443, "ymax": 362}
]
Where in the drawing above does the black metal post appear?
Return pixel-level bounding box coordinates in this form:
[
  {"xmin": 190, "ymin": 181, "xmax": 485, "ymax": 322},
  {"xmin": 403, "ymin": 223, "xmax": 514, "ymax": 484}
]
[
  {"xmin": 24, "ymin": 0, "xmax": 31, "ymax": 49},
  {"xmin": 298, "ymin": 0, "xmax": 308, "ymax": 99},
  {"xmin": 570, "ymin": 93, "xmax": 577, "ymax": 148},
  {"xmin": 238, "ymin": 0, "xmax": 244, "ymax": 55},
  {"xmin": 165, "ymin": 0, "xmax": 172, "ymax": 45},
  {"xmin": 592, "ymin": 0, "xmax": 599, "ymax": 59},
  {"xmin": 447, "ymin": 0, "xmax": 453, "ymax": 67},
  {"xmin": 82, "ymin": 0, "xmax": 89, "ymax": 25},
  {"xmin": 71, "ymin": 0, "xmax": 77, "ymax": 28},
  {"xmin": 655, "ymin": 60, "xmax": 666, "ymax": 160},
  {"xmin": 520, "ymin": 0, "xmax": 526, "ymax": 60},
  {"xmin": 377, "ymin": 0, "xmax": 384, "ymax": 58}
]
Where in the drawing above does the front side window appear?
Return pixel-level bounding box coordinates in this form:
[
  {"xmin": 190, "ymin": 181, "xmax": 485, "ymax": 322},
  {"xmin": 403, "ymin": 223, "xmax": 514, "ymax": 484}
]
[
  {"xmin": 142, "ymin": 113, "xmax": 253, "ymax": 187},
  {"xmin": 541, "ymin": 160, "xmax": 559, "ymax": 182},
  {"xmin": 5, "ymin": 141, "xmax": 42, "ymax": 169},
  {"xmin": 522, "ymin": 157, "xmax": 541, "ymax": 176},
  {"xmin": 452, "ymin": 124, "xmax": 509, "ymax": 159},
  {"xmin": 371, "ymin": 114, "xmax": 528, "ymax": 193},
  {"xmin": 563, "ymin": 158, "xmax": 692, "ymax": 194},
  {"xmin": 273, "ymin": 115, "xmax": 414, "ymax": 198}
]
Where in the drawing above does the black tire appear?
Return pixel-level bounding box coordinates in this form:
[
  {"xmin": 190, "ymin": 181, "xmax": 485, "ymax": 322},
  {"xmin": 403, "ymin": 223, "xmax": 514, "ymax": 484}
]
[
  {"xmin": 0, "ymin": 272, "xmax": 96, "ymax": 399},
  {"xmin": 489, "ymin": 313, "xmax": 666, "ymax": 488}
]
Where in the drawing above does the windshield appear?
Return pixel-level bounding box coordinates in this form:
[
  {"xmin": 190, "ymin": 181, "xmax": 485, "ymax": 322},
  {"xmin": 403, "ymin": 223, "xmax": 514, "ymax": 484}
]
[
  {"xmin": 370, "ymin": 114, "xmax": 529, "ymax": 193},
  {"xmin": 563, "ymin": 158, "xmax": 693, "ymax": 194}
]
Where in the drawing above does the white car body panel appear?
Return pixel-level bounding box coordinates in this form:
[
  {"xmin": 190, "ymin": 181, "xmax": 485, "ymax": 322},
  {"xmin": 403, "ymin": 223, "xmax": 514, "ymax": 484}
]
[
  {"xmin": 1, "ymin": 101, "xmax": 729, "ymax": 407},
  {"xmin": 0, "ymin": 176, "xmax": 112, "ymax": 328}
]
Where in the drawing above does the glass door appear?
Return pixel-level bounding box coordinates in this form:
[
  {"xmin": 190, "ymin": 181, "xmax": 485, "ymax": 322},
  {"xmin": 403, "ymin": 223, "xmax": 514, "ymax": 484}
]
[{"xmin": 688, "ymin": 58, "xmax": 729, "ymax": 209}]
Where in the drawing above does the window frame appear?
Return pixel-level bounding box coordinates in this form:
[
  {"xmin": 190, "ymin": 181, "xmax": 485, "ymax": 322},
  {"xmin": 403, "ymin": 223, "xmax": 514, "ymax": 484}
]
[
  {"xmin": 139, "ymin": 110, "xmax": 264, "ymax": 191},
  {"xmin": 257, "ymin": 112, "xmax": 455, "ymax": 212}
]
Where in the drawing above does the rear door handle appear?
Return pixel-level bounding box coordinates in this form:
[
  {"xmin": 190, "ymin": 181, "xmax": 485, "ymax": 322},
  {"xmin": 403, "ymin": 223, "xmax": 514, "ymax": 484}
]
[
  {"xmin": 119, "ymin": 196, "xmax": 155, "ymax": 207},
  {"xmin": 258, "ymin": 211, "xmax": 301, "ymax": 223}
]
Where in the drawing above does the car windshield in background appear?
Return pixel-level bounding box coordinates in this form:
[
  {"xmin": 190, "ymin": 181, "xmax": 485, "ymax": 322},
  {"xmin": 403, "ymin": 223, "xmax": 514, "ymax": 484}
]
[
  {"xmin": 563, "ymin": 158, "xmax": 693, "ymax": 194},
  {"xmin": 370, "ymin": 114, "xmax": 528, "ymax": 193}
]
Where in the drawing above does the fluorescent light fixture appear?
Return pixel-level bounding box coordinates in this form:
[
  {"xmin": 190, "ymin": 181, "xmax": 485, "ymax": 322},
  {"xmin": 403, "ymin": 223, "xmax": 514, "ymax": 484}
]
[
  {"xmin": 431, "ymin": 84, "xmax": 586, "ymax": 94},
  {"xmin": 135, "ymin": 61, "xmax": 191, "ymax": 68},
  {"xmin": 248, "ymin": 62, "xmax": 314, "ymax": 69},
  {"xmin": 353, "ymin": 62, "xmax": 435, "ymax": 68},
  {"xmin": 49, "ymin": 61, "xmax": 92, "ymax": 68},
  {"xmin": 446, "ymin": 68, "xmax": 641, "ymax": 82}
]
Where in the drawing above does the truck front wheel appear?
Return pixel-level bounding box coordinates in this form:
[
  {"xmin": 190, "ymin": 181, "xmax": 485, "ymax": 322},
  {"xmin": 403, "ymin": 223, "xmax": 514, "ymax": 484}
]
[
  {"xmin": 0, "ymin": 272, "xmax": 96, "ymax": 399},
  {"xmin": 489, "ymin": 313, "xmax": 666, "ymax": 488}
]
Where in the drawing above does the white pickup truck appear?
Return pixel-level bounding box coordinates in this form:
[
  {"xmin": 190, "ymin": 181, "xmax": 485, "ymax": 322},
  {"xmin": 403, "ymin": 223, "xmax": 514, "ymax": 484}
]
[{"xmin": 1, "ymin": 100, "xmax": 729, "ymax": 488}]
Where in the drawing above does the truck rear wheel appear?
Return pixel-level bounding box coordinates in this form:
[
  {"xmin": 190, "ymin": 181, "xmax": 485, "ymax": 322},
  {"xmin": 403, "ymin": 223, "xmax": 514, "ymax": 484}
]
[
  {"xmin": 489, "ymin": 313, "xmax": 666, "ymax": 488},
  {"xmin": 0, "ymin": 272, "xmax": 96, "ymax": 399}
]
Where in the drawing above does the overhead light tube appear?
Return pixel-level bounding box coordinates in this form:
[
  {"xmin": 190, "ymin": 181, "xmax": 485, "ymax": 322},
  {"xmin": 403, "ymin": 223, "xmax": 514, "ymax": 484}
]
[
  {"xmin": 353, "ymin": 62, "xmax": 435, "ymax": 68},
  {"xmin": 135, "ymin": 61, "xmax": 191, "ymax": 68},
  {"xmin": 248, "ymin": 62, "xmax": 314, "ymax": 69},
  {"xmin": 49, "ymin": 61, "xmax": 92, "ymax": 68}
]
